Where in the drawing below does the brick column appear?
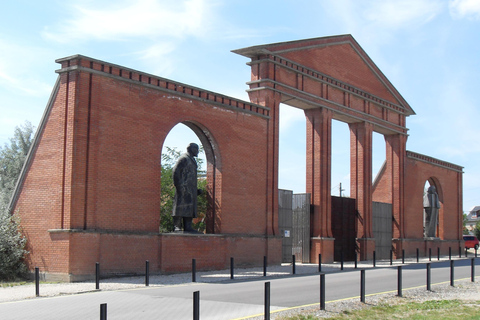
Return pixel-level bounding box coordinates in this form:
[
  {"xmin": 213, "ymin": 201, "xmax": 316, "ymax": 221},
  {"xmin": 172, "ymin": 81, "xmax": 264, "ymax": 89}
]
[
  {"xmin": 385, "ymin": 134, "xmax": 406, "ymax": 240},
  {"xmin": 349, "ymin": 122, "xmax": 374, "ymax": 260},
  {"xmin": 305, "ymin": 107, "xmax": 334, "ymax": 263}
]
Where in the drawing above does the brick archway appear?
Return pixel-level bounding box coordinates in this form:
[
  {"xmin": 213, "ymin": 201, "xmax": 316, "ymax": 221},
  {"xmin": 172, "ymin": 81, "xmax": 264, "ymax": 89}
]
[{"xmin": 174, "ymin": 120, "xmax": 222, "ymax": 234}]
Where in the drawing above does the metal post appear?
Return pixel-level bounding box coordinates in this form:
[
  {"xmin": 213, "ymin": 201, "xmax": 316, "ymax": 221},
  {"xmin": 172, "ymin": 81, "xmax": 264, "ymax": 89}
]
[
  {"xmin": 230, "ymin": 257, "xmax": 234, "ymax": 280},
  {"xmin": 354, "ymin": 252, "xmax": 357, "ymax": 269},
  {"xmin": 449, "ymin": 247, "xmax": 452, "ymax": 260},
  {"xmin": 263, "ymin": 256, "xmax": 267, "ymax": 277},
  {"xmin": 450, "ymin": 260, "xmax": 454, "ymax": 287},
  {"xmin": 476, "ymin": 247, "xmax": 478, "ymax": 258},
  {"xmin": 373, "ymin": 251, "xmax": 376, "ymax": 267},
  {"xmin": 416, "ymin": 248, "xmax": 419, "ymax": 263},
  {"xmin": 465, "ymin": 247, "xmax": 468, "ymax": 258},
  {"xmin": 96, "ymin": 262, "xmax": 100, "ymax": 290},
  {"xmin": 360, "ymin": 269, "xmax": 366, "ymax": 303},
  {"xmin": 100, "ymin": 303, "xmax": 107, "ymax": 320},
  {"xmin": 426, "ymin": 263, "xmax": 431, "ymax": 291},
  {"xmin": 264, "ymin": 282, "xmax": 270, "ymax": 320},
  {"xmin": 145, "ymin": 260, "xmax": 150, "ymax": 286},
  {"xmin": 340, "ymin": 252, "xmax": 344, "ymax": 271},
  {"xmin": 402, "ymin": 249, "xmax": 405, "ymax": 264},
  {"xmin": 318, "ymin": 253, "xmax": 322, "ymax": 273},
  {"xmin": 437, "ymin": 247, "xmax": 440, "ymax": 261},
  {"xmin": 35, "ymin": 267, "xmax": 40, "ymax": 297},
  {"xmin": 320, "ymin": 274, "xmax": 325, "ymax": 310},
  {"xmin": 193, "ymin": 291, "xmax": 200, "ymax": 320},
  {"xmin": 429, "ymin": 248, "xmax": 431, "ymax": 261},
  {"xmin": 292, "ymin": 255, "xmax": 296, "ymax": 274},
  {"xmin": 459, "ymin": 246, "xmax": 462, "ymax": 258},
  {"xmin": 472, "ymin": 258, "xmax": 475, "ymax": 282},
  {"xmin": 397, "ymin": 266, "xmax": 403, "ymax": 297},
  {"xmin": 390, "ymin": 250, "xmax": 393, "ymax": 266},
  {"xmin": 192, "ymin": 259, "xmax": 196, "ymax": 283}
]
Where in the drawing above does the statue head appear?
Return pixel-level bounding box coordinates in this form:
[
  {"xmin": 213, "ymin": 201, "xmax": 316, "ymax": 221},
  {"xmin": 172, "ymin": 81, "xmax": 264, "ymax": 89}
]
[
  {"xmin": 187, "ymin": 143, "xmax": 199, "ymax": 157},
  {"xmin": 427, "ymin": 185, "xmax": 436, "ymax": 194}
]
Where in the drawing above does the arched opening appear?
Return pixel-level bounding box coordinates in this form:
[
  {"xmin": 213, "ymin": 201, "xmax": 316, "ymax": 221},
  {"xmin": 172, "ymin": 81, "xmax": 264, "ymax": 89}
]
[
  {"xmin": 160, "ymin": 122, "xmax": 221, "ymax": 234},
  {"xmin": 278, "ymin": 104, "xmax": 305, "ymax": 193},
  {"xmin": 423, "ymin": 179, "xmax": 444, "ymax": 238},
  {"xmin": 331, "ymin": 120, "xmax": 350, "ymax": 197}
]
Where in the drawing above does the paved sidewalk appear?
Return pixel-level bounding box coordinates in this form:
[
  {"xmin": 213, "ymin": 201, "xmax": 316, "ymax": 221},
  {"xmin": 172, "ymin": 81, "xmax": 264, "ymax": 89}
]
[{"xmin": 1, "ymin": 252, "xmax": 476, "ymax": 303}]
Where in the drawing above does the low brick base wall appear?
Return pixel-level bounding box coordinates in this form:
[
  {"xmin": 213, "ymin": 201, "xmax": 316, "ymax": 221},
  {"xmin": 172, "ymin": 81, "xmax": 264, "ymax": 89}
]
[{"xmin": 40, "ymin": 230, "xmax": 282, "ymax": 282}]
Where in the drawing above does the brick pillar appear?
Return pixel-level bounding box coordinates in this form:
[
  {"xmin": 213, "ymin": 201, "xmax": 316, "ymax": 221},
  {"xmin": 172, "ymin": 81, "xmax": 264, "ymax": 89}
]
[
  {"xmin": 246, "ymin": 57, "xmax": 279, "ymax": 237},
  {"xmin": 305, "ymin": 108, "xmax": 334, "ymax": 263},
  {"xmin": 385, "ymin": 134, "xmax": 406, "ymax": 240},
  {"xmin": 349, "ymin": 122, "xmax": 374, "ymax": 260}
]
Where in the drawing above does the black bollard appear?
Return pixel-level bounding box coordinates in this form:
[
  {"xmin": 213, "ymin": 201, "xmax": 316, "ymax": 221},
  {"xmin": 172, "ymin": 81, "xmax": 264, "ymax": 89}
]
[
  {"xmin": 145, "ymin": 260, "xmax": 150, "ymax": 286},
  {"xmin": 426, "ymin": 263, "xmax": 431, "ymax": 291},
  {"xmin": 429, "ymin": 248, "xmax": 431, "ymax": 261},
  {"xmin": 390, "ymin": 250, "xmax": 393, "ymax": 266},
  {"xmin": 263, "ymin": 256, "xmax": 267, "ymax": 277},
  {"xmin": 100, "ymin": 303, "xmax": 107, "ymax": 320},
  {"xmin": 360, "ymin": 269, "xmax": 366, "ymax": 303},
  {"xmin": 230, "ymin": 257, "xmax": 234, "ymax": 280},
  {"xmin": 292, "ymin": 255, "xmax": 296, "ymax": 274},
  {"xmin": 265, "ymin": 282, "xmax": 271, "ymax": 320},
  {"xmin": 341, "ymin": 252, "xmax": 344, "ymax": 271},
  {"xmin": 416, "ymin": 248, "xmax": 419, "ymax": 263},
  {"xmin": 318, "ymin": 253, "xmax": 322, "ymax": 273},
  {"xmin": 459, "ymin": 246, "xmax": 462, "ymax": 258},
  {"xmin": 437, "ymin": 247, "xmax": 440, "ymax": 261},
  {"xmin": 373, "ymin": 251, "xmax": 376, "ymax": 268},
  {"xmin": 355, "ymin": 252, "xmax": 358, "ymax": 269},
  {"xmin": 193, "ymin": 291, "xmax": 200, "ymax": 320},
  {"xmin": 96, "ymin": 262, "xmax": 100, "ymax": 290},
  {"xmin": 320, "ymin": 274, "xmax": 325, "ymax": 310},
  {"xmin": 476, "ymin": 247, "xmax": 478, "ymax": 258},
  {"xmin": 35, "ymin": 267, "xmax": 40, "ymax": 297},
  {"xmin": 465, "ymin": 247, "xmax": 468, "ymax": 258},
  {"xmin": 450, "ymin": 260, "xmax": 454, "ymax": 287},
  {"xmin": 402, "ymin": 249, "xmax": 405, "ymax": 264},
  {"xmin": 192, "ymin": 259, "xmax": 196, "ymax": 283},
  {"xmin": 449, "ymin": 247, "xmax": 452, "ymax": 260},
  {"xmin": 397, "ymin": 266, "xmax": 403, "ymax": 297},
  {"xmin": 472, "ymin": 258, "xmax": 475, "ymax": 282}
]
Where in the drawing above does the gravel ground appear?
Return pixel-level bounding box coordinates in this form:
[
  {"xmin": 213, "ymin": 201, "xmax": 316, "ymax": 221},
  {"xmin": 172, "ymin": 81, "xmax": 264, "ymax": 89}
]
[{"xmin": 1, "ymin": 255, "xmax": 479, "ymax": 319}]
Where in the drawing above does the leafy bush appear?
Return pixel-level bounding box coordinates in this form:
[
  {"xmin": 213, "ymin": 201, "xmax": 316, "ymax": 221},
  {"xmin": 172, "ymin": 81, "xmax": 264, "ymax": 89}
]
[{"xmin": 0, "ymin": 211, "xmax": 27, "ymax": 280}]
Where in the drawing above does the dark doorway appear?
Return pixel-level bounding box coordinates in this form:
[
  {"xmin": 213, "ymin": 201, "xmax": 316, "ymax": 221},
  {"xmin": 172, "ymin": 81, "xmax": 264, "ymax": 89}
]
[{"xmin": 331, "ymin": 196, "xmax": 357, "ymax": 261}]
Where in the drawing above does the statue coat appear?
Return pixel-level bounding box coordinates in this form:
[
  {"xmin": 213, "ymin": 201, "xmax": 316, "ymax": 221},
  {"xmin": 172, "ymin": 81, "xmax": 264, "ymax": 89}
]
[{"xmin": 172, "ymin": 152, "xmax": 198, "ymax": 218}]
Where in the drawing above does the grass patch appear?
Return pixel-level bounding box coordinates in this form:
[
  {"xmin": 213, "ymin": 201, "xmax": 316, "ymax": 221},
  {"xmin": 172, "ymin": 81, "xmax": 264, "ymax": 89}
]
[{"xmin": 280, "ymin": 300, "xmax": 480, "ymax": 320}]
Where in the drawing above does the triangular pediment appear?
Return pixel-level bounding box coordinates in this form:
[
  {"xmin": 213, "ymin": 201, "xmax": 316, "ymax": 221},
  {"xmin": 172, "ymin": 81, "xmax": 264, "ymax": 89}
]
[{"xmin": 233, "ymin": 35, "xmax": 415, "ymax": 116}]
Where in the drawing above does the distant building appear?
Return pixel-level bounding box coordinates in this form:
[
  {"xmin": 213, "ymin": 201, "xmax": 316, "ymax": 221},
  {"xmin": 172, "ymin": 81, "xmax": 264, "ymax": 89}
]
[{"xmin": 466, "ymin": 206, "xmax": 480, "ymax": 232}]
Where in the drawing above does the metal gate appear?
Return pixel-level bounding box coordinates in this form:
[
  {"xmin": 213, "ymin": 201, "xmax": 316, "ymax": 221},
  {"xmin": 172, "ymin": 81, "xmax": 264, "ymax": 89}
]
[
  {"xmin": 278, "ymin": 189, "xmax": 293, "ymax": 263},
  {"xmin": 292, "ymin": 193, "xmax": 311, "ymax": 263},
  {"xmin": 372, "ymin": 201, "xmax": 393, "ymax": 260},
  {"xmin": 331, "ymin": 196, "xmax": 357, "ymax": 261}
]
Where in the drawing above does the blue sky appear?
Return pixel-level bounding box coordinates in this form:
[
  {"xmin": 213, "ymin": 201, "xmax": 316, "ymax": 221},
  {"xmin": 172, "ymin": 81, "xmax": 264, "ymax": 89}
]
[{"xmin": 1, "ymin": 0, "xmax": 479, "ymax": 213}]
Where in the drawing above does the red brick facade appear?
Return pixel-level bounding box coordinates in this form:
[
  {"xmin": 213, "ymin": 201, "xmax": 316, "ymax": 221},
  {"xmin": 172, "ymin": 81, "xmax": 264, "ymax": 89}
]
[{"xmin": 10, "ymin": 35, "xmax": 463, "ymax": 280}]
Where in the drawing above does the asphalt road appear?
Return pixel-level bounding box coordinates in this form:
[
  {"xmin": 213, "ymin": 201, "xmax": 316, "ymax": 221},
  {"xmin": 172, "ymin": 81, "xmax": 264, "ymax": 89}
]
[{"xmin": 0, "ymin": 258, "xmax": 477, "ymax": 320}]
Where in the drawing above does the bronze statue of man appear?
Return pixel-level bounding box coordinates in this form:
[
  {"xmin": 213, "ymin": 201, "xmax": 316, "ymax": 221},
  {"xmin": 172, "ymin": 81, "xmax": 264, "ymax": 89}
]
[
  {"xmin": 423, "ymin": 185, "xmax": 440, "ymax": 238},
  {"xmin": 172, "ymin": 143, "xmax": 201, "ymax": 232}
]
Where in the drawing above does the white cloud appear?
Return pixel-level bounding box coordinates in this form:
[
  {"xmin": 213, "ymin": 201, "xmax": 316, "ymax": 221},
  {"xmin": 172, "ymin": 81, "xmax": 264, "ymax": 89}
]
[
  {"xmin": 363, "ymin": 0, "xmax": 444, "ymax": 28},
  {"xmin": 42, "ymin": 0, "xmax": 216, "ymax": 43},
  {"xmin": 0, "ymin": 38, "xmax": 53, "ymax": 97},
  {"xmin": 449, "ymin": 0, "xmax": 480, "ymax": 19}
]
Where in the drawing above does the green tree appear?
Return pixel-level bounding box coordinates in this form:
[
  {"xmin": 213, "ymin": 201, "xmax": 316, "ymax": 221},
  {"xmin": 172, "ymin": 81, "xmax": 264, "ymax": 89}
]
[
  {"xmin": 0, "ymin": 121, "xmax": 34, "ymax": 280},
  {"xmin": 159, "ymin": 146, "xmax": 207, "ymax": 233},
  {"xmin": 0, "ymin": 121, "xmax": 35, "ymax": 212},
  {"xmin": 474, "ymin": 220, "xmax": 480, "ymax": 240},
  {"xmin": 463, "ymin": 213, "xmax": 470, "ymax": 235}
]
